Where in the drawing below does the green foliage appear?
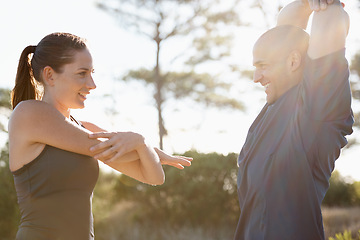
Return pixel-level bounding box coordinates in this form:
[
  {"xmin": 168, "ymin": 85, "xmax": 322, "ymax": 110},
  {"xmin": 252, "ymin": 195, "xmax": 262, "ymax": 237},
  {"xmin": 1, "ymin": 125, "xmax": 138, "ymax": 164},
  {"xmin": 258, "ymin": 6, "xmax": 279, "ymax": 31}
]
[
  {"xmin": 2, "ymin": 143, "xmax": 360, "ymax": 239},
  {"xmin": 93, "ymin": 170, "xmax": 120, "ymax": 221},
  {"xmin": 0, "ymin": 88, "xmax": 11, "ymax": 109},
  {"xmin": 323, "ymin": 171, "xmax": 360, "ymax": 206},
  {"xmin": 0, "ymin": 142, "xmax": 20, "ymax": 240},
  {"xmin": 354, "ymin": 182, "xmax": 360, "ymax": 205},
  {"xmin": 351, "ymin": 53, "xmax": 360, "ymax": 80},
  {"xmin": 94, "ymin": 153, "xmax": 360, "ymax": 239},
  {"xmin": 329, "ymin": 230, "xmax": 360, "ymax": 240},
  {"xmin": 110, "ymin": 151, "xmax": 240, "ymax": 227},
  {"xmin": 0, "ymin": 88, "xmax": 11, "ymax": 132}
]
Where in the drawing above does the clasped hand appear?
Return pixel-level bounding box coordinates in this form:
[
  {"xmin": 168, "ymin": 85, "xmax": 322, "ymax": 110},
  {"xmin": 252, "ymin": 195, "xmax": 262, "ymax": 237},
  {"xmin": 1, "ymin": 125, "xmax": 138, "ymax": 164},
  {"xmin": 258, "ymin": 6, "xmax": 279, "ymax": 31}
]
[
  {"xmin": 89, "ymin": 131, "xmax": 145, "ymax": 162},
  {"xmin": 303, "ymin": 0, "xmax": 343, "ymax": 11},
  {"xmin": 89, "ymin": 131, "xmax": 192, "ymax": 169}
]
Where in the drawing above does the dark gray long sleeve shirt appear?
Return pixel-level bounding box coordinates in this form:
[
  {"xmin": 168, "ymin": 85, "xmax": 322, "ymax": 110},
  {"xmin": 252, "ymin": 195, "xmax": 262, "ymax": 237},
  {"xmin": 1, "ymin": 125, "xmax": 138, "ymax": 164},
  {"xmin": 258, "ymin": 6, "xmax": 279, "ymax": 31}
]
[{"xmin": 234, "ymin": 49, "xmax": 353, "ymax": 240}]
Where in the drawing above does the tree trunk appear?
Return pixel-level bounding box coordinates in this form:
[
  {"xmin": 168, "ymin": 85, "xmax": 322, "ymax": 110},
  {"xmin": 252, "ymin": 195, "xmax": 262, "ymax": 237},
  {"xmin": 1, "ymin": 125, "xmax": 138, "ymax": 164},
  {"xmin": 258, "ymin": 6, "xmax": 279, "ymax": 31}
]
[{"xmin": 154, "ymin": 29, "xmax": 165, "ymax": 150}]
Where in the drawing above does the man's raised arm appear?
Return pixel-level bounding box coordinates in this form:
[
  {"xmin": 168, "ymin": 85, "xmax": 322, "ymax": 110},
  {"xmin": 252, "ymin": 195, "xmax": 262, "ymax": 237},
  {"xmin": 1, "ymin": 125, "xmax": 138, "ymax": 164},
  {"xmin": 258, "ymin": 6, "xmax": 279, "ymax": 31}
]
[
  {"xmin": 308, "ymin": 0, "xmax": 349, "ymax": 59},
  {"xmin": 276, "ymin": 0, "xmax": 313, "ymax": 30},
  {"xmin": 276, "ymin": 0, "xmax": 349, "ymax": 59}
]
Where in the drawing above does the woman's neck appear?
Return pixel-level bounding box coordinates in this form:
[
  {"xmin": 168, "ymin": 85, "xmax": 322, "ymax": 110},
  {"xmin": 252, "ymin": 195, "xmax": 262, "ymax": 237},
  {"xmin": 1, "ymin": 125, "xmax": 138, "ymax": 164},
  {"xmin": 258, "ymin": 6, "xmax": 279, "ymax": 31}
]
[{"xmin": 41, "ymin": 94, "xmax": 71, "ymax": 118}]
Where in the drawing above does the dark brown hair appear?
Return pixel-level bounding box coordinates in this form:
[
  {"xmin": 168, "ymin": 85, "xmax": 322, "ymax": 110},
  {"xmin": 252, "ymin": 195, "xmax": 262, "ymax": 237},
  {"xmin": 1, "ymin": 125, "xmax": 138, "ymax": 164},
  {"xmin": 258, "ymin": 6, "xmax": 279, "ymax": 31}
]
[{"xmin": 11, "ymin": 32, "xmax": 87, "ymax": 109}]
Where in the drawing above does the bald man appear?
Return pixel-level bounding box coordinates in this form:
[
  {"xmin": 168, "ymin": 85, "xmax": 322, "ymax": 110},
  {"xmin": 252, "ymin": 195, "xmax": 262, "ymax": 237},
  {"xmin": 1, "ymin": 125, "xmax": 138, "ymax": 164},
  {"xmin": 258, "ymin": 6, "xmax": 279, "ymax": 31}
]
[{"xmin": 234, "ymin": 0, "xmax": 353, "ymax": 239}]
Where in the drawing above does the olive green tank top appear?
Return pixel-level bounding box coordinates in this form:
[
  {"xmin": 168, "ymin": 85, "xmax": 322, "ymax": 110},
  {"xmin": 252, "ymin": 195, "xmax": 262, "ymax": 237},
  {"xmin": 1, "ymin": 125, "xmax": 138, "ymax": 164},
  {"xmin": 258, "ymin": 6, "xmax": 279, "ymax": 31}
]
[{"xmin": 12, "ymin": 119, "xmax": 99, "ymax": 240}]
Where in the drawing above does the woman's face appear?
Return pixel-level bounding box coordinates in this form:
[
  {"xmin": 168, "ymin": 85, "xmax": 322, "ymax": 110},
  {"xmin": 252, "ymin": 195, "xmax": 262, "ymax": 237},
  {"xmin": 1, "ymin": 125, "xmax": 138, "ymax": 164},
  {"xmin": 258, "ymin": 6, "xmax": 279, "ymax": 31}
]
[{"xmin": 49, "ymin": 48, "xmax": 96, "ymax": 112}]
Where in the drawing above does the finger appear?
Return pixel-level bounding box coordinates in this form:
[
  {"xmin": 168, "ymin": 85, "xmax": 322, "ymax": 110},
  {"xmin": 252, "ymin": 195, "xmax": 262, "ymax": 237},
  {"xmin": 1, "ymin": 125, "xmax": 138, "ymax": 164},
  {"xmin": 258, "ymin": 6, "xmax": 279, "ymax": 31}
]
[
  {"xmin": 173, "ymin": 155, "xmax": 193, "ymax": 162},
  {"xmin": 308, "ymin": 0, "xmax": 314, "ymax": 10},
  {"xmin": 110, "ymin": 144, "xmax": 131, "ymax": 158},
  {"xmin": 90, "ymin": 139, "xmax": 115, "ymax": 152},
  {"xmin": 104, "ymin": 148, "xmax": 128, "ymax": 163},
  {"xmin": 164, "ymin": 162, "xmax": 184, "ymax": 169},
  {"xmin": 98, "ymin": 154, "xmax": 112, "ymax": 163},
  {"xmin": 173, "ymin": 156, "xmax": 192, "ymax": 166},
  {"xmin": 179, "ymin": 156, "xmax": 193, "ymax": 162},
  {"xmin": 94, "ymin": 146, "xmax": 116, "ymax": 159},
  {"xmin": 320, "ymin": 0, "xmax": 327, "ymax": 10},
  {"xmin": 312, "ymin": 0, "xmax": 320, "ymax": 11},
  {"xmin": 89, "ymin": 132, "xmax": 114, "ymax": 139},
  {"xmin": 173, "ymin": 164, "xmax": 185, "ymax": 169},
  {"xmin": 100, "ymin": 151, "xmax": 117, "ymax": 163},
  {"xmin": 178, "ymin": 159, "xmax": 191, "ymax": 166},
  {"xmin": 327, "ymin": 0, "xmax": 334, "ymax": 4}
]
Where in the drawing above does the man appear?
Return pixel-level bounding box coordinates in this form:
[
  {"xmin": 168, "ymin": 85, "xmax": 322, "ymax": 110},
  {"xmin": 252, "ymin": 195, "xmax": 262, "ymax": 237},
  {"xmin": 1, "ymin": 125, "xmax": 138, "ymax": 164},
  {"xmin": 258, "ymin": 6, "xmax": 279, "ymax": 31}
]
[{"xmin": 235, "ymin": 0, "xmax": 353, "ymax": 239}]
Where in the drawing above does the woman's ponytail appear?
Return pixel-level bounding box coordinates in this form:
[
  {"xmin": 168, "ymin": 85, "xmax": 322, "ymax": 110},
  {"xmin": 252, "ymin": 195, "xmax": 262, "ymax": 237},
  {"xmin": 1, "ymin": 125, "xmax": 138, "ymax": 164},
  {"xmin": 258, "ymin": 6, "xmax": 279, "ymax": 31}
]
[{"xmin": 11, "ymin": 45, "xmax": 40, "ymax": 109}]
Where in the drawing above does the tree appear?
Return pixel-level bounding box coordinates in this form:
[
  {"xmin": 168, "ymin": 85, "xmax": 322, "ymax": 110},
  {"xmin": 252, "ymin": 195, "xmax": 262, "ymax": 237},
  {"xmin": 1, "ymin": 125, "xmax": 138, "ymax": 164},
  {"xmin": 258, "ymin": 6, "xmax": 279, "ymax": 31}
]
[
  {"xmin": 350, "ymin": 53, "xmax": 360, "ymax": 129},
  {"xmin": 96, "ymin": 0, "xmax": 244, "ymax": 149},
  {"xmin": 0, "ymin": 88, "xmax": 11, "ymax": 132},
  {"xmin": 0, "ymin": 88, "xmax": 19, "ymax": 239}
]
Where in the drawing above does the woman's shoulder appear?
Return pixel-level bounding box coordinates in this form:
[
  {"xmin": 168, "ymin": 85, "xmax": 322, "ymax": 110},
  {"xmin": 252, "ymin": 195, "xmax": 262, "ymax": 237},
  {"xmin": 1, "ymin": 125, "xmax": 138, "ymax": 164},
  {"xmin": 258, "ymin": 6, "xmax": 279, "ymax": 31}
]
[
  {"xmin": 9, "ymin": 100, "xmax": 60, "ymax": 131},
  {"xmin": 12, "ymin": 100, "xmax": 60, "ymax": 118},
  {"xmin": 12, "ymin": 100, "xmax": 50, "ymax": 113}
]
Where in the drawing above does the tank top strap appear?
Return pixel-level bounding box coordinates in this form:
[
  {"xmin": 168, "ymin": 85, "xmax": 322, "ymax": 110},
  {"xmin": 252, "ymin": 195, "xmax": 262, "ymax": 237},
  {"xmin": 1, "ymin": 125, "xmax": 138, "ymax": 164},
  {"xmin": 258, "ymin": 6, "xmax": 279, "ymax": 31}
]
[{"xmin": 70, "ymin": 115, "xmax": 85, "ymax": 128}]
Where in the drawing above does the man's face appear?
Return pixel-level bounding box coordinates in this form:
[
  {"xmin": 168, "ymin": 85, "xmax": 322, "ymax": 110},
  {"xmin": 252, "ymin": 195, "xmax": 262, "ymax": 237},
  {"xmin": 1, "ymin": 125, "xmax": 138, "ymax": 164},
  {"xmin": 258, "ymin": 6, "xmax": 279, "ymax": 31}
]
[{"xmin": 252, "ymin": 39, "xmax": 292, "ymax": 105}]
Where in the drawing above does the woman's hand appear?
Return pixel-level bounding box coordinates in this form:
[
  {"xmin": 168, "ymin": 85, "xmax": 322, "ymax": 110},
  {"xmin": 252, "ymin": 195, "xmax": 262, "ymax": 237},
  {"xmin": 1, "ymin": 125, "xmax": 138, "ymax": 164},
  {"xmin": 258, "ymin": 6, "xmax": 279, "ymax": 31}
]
[
  {"xmin": 89, "ymin": 131, "xmax": 145, "ymax": 162},
  {"xmin": 154, "ymin": 148, "xmax": 192, "ymax": 169}
]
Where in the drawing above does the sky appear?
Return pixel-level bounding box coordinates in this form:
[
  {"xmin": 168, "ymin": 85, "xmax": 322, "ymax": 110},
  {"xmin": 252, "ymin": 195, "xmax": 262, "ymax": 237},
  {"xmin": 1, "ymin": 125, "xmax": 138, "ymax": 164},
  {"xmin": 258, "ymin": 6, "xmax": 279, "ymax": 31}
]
[{"xmin": 0, "ymin": 0, "xmax": 359, "ymax": 181}]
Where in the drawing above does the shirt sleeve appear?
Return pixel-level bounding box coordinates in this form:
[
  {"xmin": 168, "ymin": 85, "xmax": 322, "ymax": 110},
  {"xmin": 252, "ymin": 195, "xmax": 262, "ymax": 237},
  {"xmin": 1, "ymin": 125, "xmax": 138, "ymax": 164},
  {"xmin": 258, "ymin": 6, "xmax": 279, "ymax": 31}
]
[
  {"xmin": 300, "ymin": 49, "xmax": 354, "ymax": 202},
  {"xmin": 301, "ymin": 48, "xmax": 352, "ymax": 122}
]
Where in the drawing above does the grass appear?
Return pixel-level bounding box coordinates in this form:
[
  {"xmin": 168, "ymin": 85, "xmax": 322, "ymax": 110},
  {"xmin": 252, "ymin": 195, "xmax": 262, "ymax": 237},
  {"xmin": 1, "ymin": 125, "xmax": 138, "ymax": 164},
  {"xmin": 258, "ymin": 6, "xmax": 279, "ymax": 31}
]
[
  {"xmin": 323, "ymin": 206, "xmax": 360, "ymax": 239},
  {"xmin": 94, "ymin": 204, "xmax": 360, "ymax": 240},
  {"xmin": 94, "ymin": 201, "xmax": 234, "ymax": 240}
]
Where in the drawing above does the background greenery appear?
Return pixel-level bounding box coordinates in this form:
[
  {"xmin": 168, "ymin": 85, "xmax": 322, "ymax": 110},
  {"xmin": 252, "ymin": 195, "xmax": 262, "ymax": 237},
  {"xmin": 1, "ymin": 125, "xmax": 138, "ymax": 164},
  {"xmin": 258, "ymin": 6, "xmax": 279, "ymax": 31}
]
[{"xmin": 1, "ymin": 145, "xmax": 360, "ymax": 239}]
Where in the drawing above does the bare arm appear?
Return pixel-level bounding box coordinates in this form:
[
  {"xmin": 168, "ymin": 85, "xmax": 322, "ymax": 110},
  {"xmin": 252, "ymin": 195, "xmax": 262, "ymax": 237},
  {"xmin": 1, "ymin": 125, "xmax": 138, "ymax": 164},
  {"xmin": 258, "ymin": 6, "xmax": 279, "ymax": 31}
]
[
  {"xmin": 308, "ymin": 0, "xmax": 349, "ymax": 58},
  {"xmin": 8, "ymin": 100, "xmax": 110, "ymax": 172},
  {"xmin": 107, "ymin": 141, "xmax": 165, "ymax": 186},
  {"xmin": 81, "ymin": 121, "xmax": 140, "ymax": 163},
  {"xmin": 277, "ymin": 0, "xmax": 313, "ymax": 29},
  {"xmin": 84, "ymin": 121, "xmax": 192, "ymax": 170},
  {"xmin": 9, "ymin": 100, "xmax": 102, "ymax": 157},
  {"xmin": 9, "ymin": 101, "xmax": 164, "ymax": 185},
  {"xmin": 83, "ymin": 122, "xmax": 165, "ymax": 185},
  {"xmin": 277, "ymin": 0, "xmax": 349, "ymax": 59}
]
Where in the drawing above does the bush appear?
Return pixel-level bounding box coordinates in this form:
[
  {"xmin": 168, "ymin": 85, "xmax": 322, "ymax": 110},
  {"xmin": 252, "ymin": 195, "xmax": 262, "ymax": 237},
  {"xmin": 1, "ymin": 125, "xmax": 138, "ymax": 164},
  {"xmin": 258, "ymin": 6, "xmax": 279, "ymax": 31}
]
[
  {"xmin": 101, "ymin": 151, "xmax": 240, "ymax": 227},
  {"xmin": 0, "ymin": 142, "xmax": 20, "ymax": 240},
  {"xmin": 329, "ymin": 230, "xmax": 360, "ymax": 240},
  {"xmin": 323, "ymin": 171, "xmax": 359, "ymax": 207},
  {"xmin": 93, "ymin": 151, "xmax": 240, "ymax": 239}
]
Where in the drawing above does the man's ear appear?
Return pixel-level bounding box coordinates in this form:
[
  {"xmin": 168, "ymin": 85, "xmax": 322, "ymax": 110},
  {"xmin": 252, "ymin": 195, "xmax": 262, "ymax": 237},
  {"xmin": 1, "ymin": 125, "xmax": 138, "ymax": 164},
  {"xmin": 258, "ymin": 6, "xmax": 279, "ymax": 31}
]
[
  {"xmin": 287, "ymin": 50, "xmax": 302, "ymax": 72},
  {"xmin": 42, "ymin": 66, "xmax": 55, "ymax": 86}
]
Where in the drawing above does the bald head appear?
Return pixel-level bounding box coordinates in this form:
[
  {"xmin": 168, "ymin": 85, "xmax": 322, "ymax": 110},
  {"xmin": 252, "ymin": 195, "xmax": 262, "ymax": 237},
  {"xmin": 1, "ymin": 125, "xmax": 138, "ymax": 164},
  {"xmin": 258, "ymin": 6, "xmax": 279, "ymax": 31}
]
[
  {"xmin": 252, "ymin": 26, "xmax": 310, "ymax": 104},
  {"xmin": 254, "ymin": 25, "xmax": 310, "ymax": 61}
]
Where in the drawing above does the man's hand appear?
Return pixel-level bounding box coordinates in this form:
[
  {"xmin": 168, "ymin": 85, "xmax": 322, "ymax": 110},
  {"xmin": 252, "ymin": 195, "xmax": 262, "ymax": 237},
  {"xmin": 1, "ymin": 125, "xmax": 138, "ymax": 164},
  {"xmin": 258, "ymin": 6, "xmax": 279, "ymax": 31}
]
[{"xmin": 305, "ymin": 0, "xmax": 342, "ymax": 11}]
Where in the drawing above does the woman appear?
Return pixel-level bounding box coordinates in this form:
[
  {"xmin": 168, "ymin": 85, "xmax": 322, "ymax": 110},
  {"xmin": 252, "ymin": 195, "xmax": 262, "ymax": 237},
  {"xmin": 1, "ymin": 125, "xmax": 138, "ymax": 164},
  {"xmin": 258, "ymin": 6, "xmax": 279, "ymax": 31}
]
[{"xmin": 9, "ymin": 32, "xmax": 192, "ymax": 239}]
